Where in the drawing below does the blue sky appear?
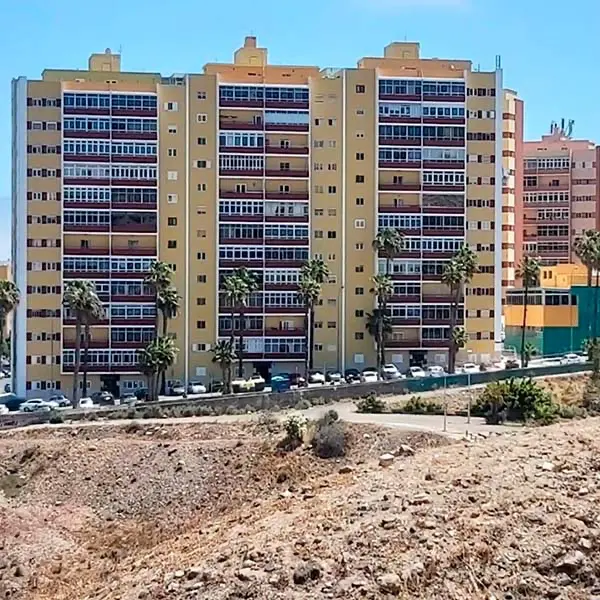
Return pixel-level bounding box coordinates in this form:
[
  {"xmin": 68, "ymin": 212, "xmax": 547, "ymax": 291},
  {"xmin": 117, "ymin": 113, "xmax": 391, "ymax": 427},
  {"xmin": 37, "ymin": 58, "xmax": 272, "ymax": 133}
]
[{"xmin": 1, "ymin": 0, "xmax": 598, "ymax": 259}]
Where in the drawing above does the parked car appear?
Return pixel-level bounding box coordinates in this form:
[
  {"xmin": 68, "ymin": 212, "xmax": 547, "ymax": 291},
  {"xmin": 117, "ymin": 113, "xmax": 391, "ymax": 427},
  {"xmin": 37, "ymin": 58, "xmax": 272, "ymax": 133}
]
[
  {"xmin": 20, "ymin": 399, "xmax": 54, "ymax": 413},
  {"xmin": 90, "ymin": 391, "xmax": 114, "ymax": 405},
  {"xmin": 460, "ymin": 363, "xmax": 479, "ymax": 374},
  {"xmin": 426, "ymin": 366, "xmax": 446, "ymax": 378},
  {"xmin": 231, "ymin": 377, "xmax": 254, "ymax": 393},
  {"xmin": 134, "ymin": 387, "xmax": 149, "ymax": 401},
  {"xmin": 271, "ymin": 375, "xmax": 291, "ymax": 393},
  {"xmin": 209, "ymin": 380, "xmax": 224, "ymax": 393},
  {"xmin": 283, "ymin": 373, "xmax": 306, "ymax": 388},
  {"xmin": 308, "ymin": 370, "xmax": 326, "ymax": 385},
  {"xmin": 187, "ymin": 381, "xmax": 207, "ymax": 394},
  {"xmin": 361, "ymin": 368, "xmax": 379, "ymax": 383},
  {"xmin": 407, "ymin": 366, "xmax": 426, "ymax": 378},
  {"xmin": 344, "ymin": 368, "xmax": 361, "ymax": 384},
  {"xmin": 326, "ymin": 370, "xmax": 343, "ymax": 384},
  {"xmin": 505, "ymin": 359, "xmax": 520, "ymax": 370},
  {"xmin": 561, "ymin": 353, "xmax": 581, "ymax": 365},
  {"xmin": 0, "ymin": 404, "xmax": 9, "ymax": 415},
  {"xmin": 382, "ymin": 364, "xmax": 403, "ymax": 380},
  {"xmin": 168, "ymin": 381, "xmax": 186, "ymax": 396},
  {"xmin": 0, "ymin": 394, "xmax": 21, "ymax": 412},
  {"xmin": 120, "ymin": 393, "xmax": 136, "ymax": 404},
  {"xmin": 248, "ymin": 374, "xmax": 266, "ymax": 392},
  {"xmin": 48, "ymin": 393, "xmax": 70, "ymax": 407},
  {"xmin": 79, "ymin": 397, "xmax": 95, "ymax": 409},
  {"xmin": 4, "ymin": 383, "xmax": 11, "ymax": 393}
]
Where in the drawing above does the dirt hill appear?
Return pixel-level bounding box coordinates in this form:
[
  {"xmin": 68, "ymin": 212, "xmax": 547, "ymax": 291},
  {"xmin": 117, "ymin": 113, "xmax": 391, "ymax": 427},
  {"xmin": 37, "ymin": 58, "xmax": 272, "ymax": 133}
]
[{"xmin": 1, "ymin": 417, "xmax": 600, "ymax": 599}]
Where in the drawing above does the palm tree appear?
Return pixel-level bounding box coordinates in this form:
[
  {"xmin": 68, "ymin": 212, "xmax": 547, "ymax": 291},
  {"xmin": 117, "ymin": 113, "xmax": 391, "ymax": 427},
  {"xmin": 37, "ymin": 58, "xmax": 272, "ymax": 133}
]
[
  {"xmin": 365, "ymin": 310, "xmax": 393, "ymax": 373},
  {"xmin": 63, "ymin": 281, "xmax": 105, "ymax": 406},
  {"xmin": 223, "ymin": 268, "xmax": 259, "ymax": 378},
  {"xmin": 0, "ymin": 281, "xmax": 19, "ymax": 360},
  {"xmin": 301, "ymin": 257, "xmax": 330, "ymax": 285},
  {"xmin": 442, "ymin": 246, "xmax": 478, "ymax": 374},
  {"xmin": 373, "ymin": 228, "xmax": 405, "ymax": 276},
  {"xmin": 144, "ymin": 261, "xmax": 174, "ymax": 336},
  {"xmin": 156, "ymin": 285, "xmax": 180, "ymax": 393},
  {"xmin": 370, "ymin": 274, "xmax": 394, "ymax": 369},
  {"xmin": 574, "ymin": 230, "xmax": 600, "ymax": 288},
  {"xmin": 523, "ymin": 342, "xmax": 537, "ymax": 368},
  {"xmin": 139, "ymin": 336, "xmax": 179, "ymax": 401},
  {"xmin": 452, "ymin": 326, "xmax": 468, "ymax": 354},
  {"xmin": 211, "ymin": 339, "xmax": 237, "ymax": 394},
  {"xmin": 516, "ymin": 256, "xmax": 541, "ymax": 369},
  {"xmin": 298, "ymin": 276, "xmax": 322, "ymax": 375}
]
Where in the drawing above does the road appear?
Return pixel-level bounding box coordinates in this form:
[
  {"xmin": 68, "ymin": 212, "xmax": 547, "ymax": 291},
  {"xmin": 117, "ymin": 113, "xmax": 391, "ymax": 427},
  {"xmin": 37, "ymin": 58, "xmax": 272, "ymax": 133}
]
[{"xmin": 12, "ymin": 401, "xmax": 515, "ymax": 439}]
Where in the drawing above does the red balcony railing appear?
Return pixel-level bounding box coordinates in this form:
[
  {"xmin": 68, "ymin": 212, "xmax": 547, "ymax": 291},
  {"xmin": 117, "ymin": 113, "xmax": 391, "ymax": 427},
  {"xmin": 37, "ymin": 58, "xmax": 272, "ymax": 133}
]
[
  {"xmin": 265, "ymin": 145, "xmax": 309, "ymax": 155},
  {"xmin": 379, "ymin": 115, "xmax": 421, "ymax": 124},
  {"xmin": 422, "ymin": 94, "xmax": 465, "ymax": 103},
  {"xmin": 390, "ymin": 295, "xmax": 420, "ymax": 303},
  {"xmin": 422, "ymin": 161, "xmax": 464, "ymax": 170},
  {"xmin": 264, "ymin": 305, "xmax": 304, "ymax": 314},
  {"xmin": 423, "ymin": 184, "xmax": 465, "ymax": 192},
  {"xmin": 111, "ymin": 340, "xmax": 149, "ymax": 349},
  {"xmin": 264, "ymin": 237, "xmax": 308, "ymax": 246},
  {"xmin": 63, "ymin": 247, "xmax": 109, "ymax": 256},
  {"xmin": 422, "ymin": 339, "xmax": 451, "ymax": 348},
  {"xmin": 423, "ymin": 205, "xmax": 465, "ymax": 214},
  {"xmin": 264, "ymin": 215, "xmax": 308, "ymax": 223},
  {"xmin": 219, "ymin": 190, "xmax": 264, "ymax": 200},
  {"xmin": 379, "ymin": 183, "xmax": 421, "ymax": 192},
  {"xmin": 387, "ymin": 339, "xmax": 421, "ymax": 349},
  {"xmin": 111, "ymin": 201, "xmax": 158, "ymax": 211},
  {"xmin": 379, "ymin": 160, "xmax": 421, "ymax": 170},
  {"xmin": 423, "ymin": 138, "xmax": 465, "ymax": 147},
  {"xmin": 111, "ymin": 223, "xmax": 157, "ymax": 233},
  {"xmin": 379, "ymin": 205, "xmax": 421, "ymax": 214},
  {"xmin": 219, "ymin": 237, "xmax": 264, "ymax": 245},
  {"xmin": 62, "ymin": 364, "xmax": 140, "ymax": 374},
  {"xmin": 111, "ymin": 246, "xmax": 157, "ymax": 256},
  {"xmin": 379, "ymin": 94, "xmax": 421, "ymax": 102},
  {"xmin": 422, "ymin": 228, "xmax": 464, "ymax": 237},
  {"xmin": 111, "ymin": 294, "xmax": 154, "ymax": 303},
  {"xmin": 264, "ymin": 327, "xmax": 305, "ymax": 336},
  {"xmin": 265, "ymin": 191, "xmax": 309, "ymax": 200},
  {"xmin": 111, "ymin": 317, "xmax": 155, "ymax": 326},
  {"xmin": 422, "ymin": 116, "xmax": 466, "ymax": 125},
  {"xmin": 63, "ymin": 339, "xmax": 109, "ymax": 349},
  {"xmin": 64, "ymin": 201, "xmax": 111, "ymax": 210},
  {"xmin": 265, "ymin": 123, "xmax": 309, "ymax": 132},
  {"xmin": 379, "ymin": 137, "xmax": 421, "ymax": 147},
  {"xmin": 220, "ymin": 168, "xmax": 264, "ymax": 177},
  {"xmin": 219, "ymin": 214, "xmax": 264, "ymax": 223},
  {"xmin": 265, "ymin": 169, "xmax": 309, "ymax": 178},
  {"xmin": 219, "ymin": 120, "xmax": 263, "ymax": 131},
  {"xmin": 391, "ymin": 318, "xmax": 421, "ymax": 326}
]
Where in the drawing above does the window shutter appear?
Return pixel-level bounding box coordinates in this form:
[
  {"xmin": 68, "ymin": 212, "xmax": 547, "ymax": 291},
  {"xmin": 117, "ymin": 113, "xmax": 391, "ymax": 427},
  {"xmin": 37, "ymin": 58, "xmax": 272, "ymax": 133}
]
[{"xmin": 27, "ymin": 97, "xmax": 33, "ymax": 106}]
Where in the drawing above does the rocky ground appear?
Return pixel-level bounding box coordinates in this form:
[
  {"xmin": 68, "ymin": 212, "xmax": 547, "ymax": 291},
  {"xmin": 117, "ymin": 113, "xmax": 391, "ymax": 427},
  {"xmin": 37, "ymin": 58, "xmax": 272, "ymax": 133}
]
[{"xmin": 1, "ymin": 416, "xmax": 600, "ymax": 599}]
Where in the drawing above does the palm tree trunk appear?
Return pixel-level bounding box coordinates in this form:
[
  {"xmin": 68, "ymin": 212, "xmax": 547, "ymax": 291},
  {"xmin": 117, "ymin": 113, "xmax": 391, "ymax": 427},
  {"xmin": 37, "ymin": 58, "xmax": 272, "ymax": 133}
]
[
  {"xmin": 154, "ymin": 294, "xmax": 160, "ymax": 341},
  {"xmin": 380, "ymin": 300, "xmax": 387, "ymax": 370},
  {"xmin": 304, "ymin": 307, "xmax": 310, "ymax": 377},
  {"xmin": 0, "ymin": 313, "xmax": 5, "ymax": 360},
  {"xmin": 82, "ymin": 321, "xmax": 90, "ymax": 398},
  {"xmin": 309, "ymin": 305, "xmax": 315, "ymax": 371},
  {"xmin": 230, "ymin": 306, "xmax": 236, "ymax": 344},
  {"xmin": 72, "ymin": 320, "xmax": 82, "ymax": 408},
  {"xmin": 521, "ymin": 284, "xmax": 529, "ymax": 367},
  {"xmin": 159, "ymin": 313, "xmax": 168, "ymax": 396},
  {"xmin": 594, "ymin": 272, "xmax": 599, "ymax": 342},
  {"xmin": 237, "ymin": 310, "xmax": 245, "ymax": 378},
  {"xmin": 448, "ymin": 298, "xmax": 457, "ymax": 374}
]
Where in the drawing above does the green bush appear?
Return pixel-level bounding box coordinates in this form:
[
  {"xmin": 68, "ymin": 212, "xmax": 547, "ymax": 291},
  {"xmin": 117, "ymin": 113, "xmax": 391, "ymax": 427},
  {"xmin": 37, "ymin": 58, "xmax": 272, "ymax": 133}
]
[
  {"xmin": 475, "ymin": 378, "xmax": 558, "ymax": 424},
  {"xmin": 226, "ymin": 405, "xmax": 240, "ymax": 415},
  {"xmin": 295, "ymin": 398, "xmax": 312, "ymax": 410},
  {"xmin": 356, "ymin": 392, "xmax": 386, "ymax": 414},
  {"xmin": 243, "ymin": 404, "xmax": 256, "ymax": 413},
  {"xmin": 284, "ymin": 414, "xmax": 307, "ymax": 443},
  {"xmin": 48, "ymin": 410, "xmax": 64, "ymax": 424},
  {"xmin": 194, "ymin": 405, "xmax": 215, "ymax": 417},
  {"xmin": 396, "ymin": 396, "xmax": 443, "ymax": 415},
  {"xmin": 142, "ymin": 406, "xmax": 164, "ymax": 419},
  {"xmin": 313, "ymin": 421, "xmax": 346, "ymax": 458}
]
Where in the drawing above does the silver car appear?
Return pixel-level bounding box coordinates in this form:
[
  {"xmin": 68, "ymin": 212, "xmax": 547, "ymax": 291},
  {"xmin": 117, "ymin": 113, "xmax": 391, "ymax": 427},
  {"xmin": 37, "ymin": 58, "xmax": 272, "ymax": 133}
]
[{"xmin": 20, "ymin": 399, "xmax": 56, "ymax": 413}]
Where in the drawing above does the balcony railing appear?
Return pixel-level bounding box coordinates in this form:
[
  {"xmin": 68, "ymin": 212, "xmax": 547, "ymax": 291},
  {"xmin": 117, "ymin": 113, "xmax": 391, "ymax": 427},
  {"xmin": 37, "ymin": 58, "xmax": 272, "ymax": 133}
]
[
  {"xmin": 111, "ymin": 246, "xmax": 157, "ymax": 256},
  {"xmin": 111, "ymin": 223, "xmax": 157, "ymax": 233},
  {"xmin": 219, "ymin": 190, "xmax": 264, "ymax": 200},
  {"xmin": 265, "ymin": 191, "xmax": 309, "ymax": 200},
  {"xmin": 379, "ymin": 182, "xmax": 421, "ymax": 192},
  {"xmin": 264, "ymin": 305, "xmax": 304, "ymax": 314},
  {"xmin": 422, "ymin": 183, "xmax": 465, "ymax": 192},
  {"xmin": 265, "ymin": 145, "xmax": 309, "ymax": 155},
  {"xmin": 219, "ymin": 120, "xmax": 263, "ymax": 131},
  {"xmin": 265, "ymin": 169, "xmax": 309, "ymax": 178},
  {"xmin": 378, "ymin": 205, "xmax": 421, "ymax": 214},
  {"xmin": 422, "ymin": 339, "xmax": 451, "ymax": 348},
  {"xmin": 379, "ymin": 160, "xmax": 421, "ymax": 170},
  {"xmin": 265, "ymin": 123, "xmax": 309, "ymax": 132},
  {"xmin": 379, "ymin": 137, "xmax": 421, "ymax": 147},
  {"xmin": 64, "ymin": 247, "xmax": 109, "ymax": 256},
  {"xmin": 423, "ymin": 138, "xmax": 465, "ymax": 147}
]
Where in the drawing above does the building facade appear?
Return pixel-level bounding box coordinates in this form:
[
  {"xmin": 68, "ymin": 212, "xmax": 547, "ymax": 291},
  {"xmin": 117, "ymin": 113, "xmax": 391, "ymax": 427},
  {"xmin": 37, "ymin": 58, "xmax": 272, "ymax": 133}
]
[
  {"xmin": 505, "ymin": 264, "xmax": 597, "ymax": 356},
  {"xmin": 12, "ymin": 38, "xmax": 519, "ymax": 397},
  {"xmin": 520, "ymin": 127, "xmax": 600, "ymax": 267}
]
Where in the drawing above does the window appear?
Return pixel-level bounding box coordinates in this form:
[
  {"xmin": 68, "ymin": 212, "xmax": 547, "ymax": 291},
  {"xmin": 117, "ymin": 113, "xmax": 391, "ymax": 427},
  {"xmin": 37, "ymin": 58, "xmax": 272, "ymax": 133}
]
[
  {"xmin": 168, "ymin": 125, "xmax": 177, "ymax": 134},
  {"xmin": 354, "ymin": 219, "xmax": 366, "ymax": 229},
  {"xmin": 167, "ymin": 193, "xmax": 178, "ymax": 203},
  {"xmin": 327, "ymin": 208, "xmax": 337, "ymax": 216},
  {"xmin": 167, "ymin": 240, "xmax": 177, "ymax": 249},
  {"xmin": 327, "ymin": 321, "xmax": 336, "ymax": 329},
  {"xmin": 356, "ymin": 197, "xmax": 364, "ymax": 206},
  {"xmin": 196, "ymin": 160, "xmax": 210, "ymax": 168},
  {"xmin": 355, "ymin": 265, "xmax": 364, "ymax": 273},
  {"xmin": 327, "ymin": 140, "xmax": 337, "ymax": 148},
  {"xmin": 327, "ymin": 231, "xmax": 336, "ymax": 239},
  {"xmin": 355, "ymin": 287, "xmax": 364, "ymax": 295},
  {"xmin": 355, "ymin": 243, "xmax": 364, "ymax": 250},
  {"xmin": 314, "ymin": 230, "xmax": 323, "ymax": 238},
  {"xmin": 197, "ymin": 183, "xmax": 207, "ymax": 192},
  {"xmin": 356, "ymin": 152, "xmax": 364, "ymax": 160},
  {"xmin": 328, "ymin": 185, "xmax": 337, "ymax": 194},
  {"xmin": 355, "ymin": 332, "xmax": 364, "ymax": 340},
  {"xmin": 314, "ymin": 344, "xmax": 323, "ymax": 352},
  {"xmin": 197, "ymin": 113, "xmax": 208, "ymax": 123},
  {"xmin": 197, "ymin": 230, "xmax": 206, "ymax": 238},
  {"xmin": 197, "ymin": 91, "xmax": 207, "ymax": 100},
  {"xmin": 197, "ymin": 297, "xmax": 206, "ymax": 306},
  {"xmin": 314, "ymin": 118, "xmax": 321, "ymax": 126},
  {"xmin": 196, "ymin": 321, "xmax": 206, "ymax": 329},
  {"xmin": 356, "ymin": 84, "xmax": 365, "ymax": 93},
  {"xmin": 355, "ymin": 309, "xmax": 364, "ymax": 318},
  {"xmin": 356, "ymin": 175, "xmax": 365, "ymax": 183},
  {"xmin": 197, "ymin": 137, "xmax": 206, "ymax": 145},
  {"xmin": 164, "ymin": 102, "xmax": 178, "ymax": 111},
  {"xmin": 314, "ymin": 208, "xmax": 324, "ymax": 216},
  {"xmin": 167, "ymin": 217, "xmax": 177, "ymax": 226},
  {"xmin": 197, "ymin": 275, "xmax": 207, "ymax": 283},
  {"xmin": 197, "ymin": 205, "xmax": 207, "ymax": 214},
  {"xmin": 168, "ymin": 148, "xmax": 177, "ymax": 157},
  {"xmin": 168, "ymin": 171, "xmax": 178, "ymax": 180},
  {"xmin": 328, "ymin": 163, "xmax": 337, "ymax": 171},
  {"xmin": 197, "ymin": 252, "xmax": 206, "ymax": 260}
]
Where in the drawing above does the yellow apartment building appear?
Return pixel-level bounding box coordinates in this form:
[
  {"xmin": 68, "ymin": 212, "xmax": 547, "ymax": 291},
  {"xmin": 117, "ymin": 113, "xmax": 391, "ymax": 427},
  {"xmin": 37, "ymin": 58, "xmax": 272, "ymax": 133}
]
[{"xmin": 11, "ymin": 37, "xmax": 518, "ymax": 397}]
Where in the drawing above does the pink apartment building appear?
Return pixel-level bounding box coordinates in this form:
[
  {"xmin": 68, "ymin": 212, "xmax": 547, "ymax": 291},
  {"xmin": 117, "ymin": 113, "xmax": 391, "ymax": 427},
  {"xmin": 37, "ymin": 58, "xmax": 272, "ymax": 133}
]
[{"xmin": 521, "ymin": 125, "xmax": 600, "ymax": 266}]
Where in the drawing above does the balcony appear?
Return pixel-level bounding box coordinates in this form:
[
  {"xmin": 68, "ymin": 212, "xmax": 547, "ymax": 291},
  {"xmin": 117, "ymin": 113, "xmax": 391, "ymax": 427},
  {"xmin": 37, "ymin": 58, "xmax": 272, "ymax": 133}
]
[
  {"xmin": 63, "ymin": 316, "xmax": 109, "ymax": 326},
  {"xmin": 265, "ymin": 169, "xmax": 309, "ymax": 178},
  {"xmin": 379, "ymin": 93, "xmax": 421, "ymax": 102},
  {"xmin": 63, "ymin": 130, "xmax": 110, "ymax": 140},
  {"xmin": 391, "ymin": 318, "xmax": 420, "ymax": 326},
  {"xmin": 111, "ymin": 200, "xmax": 158, "ymax": 211},
  {"xmin": 219, "ymin": 119, "xmax": 264, "ymax": 131},
  {"xmin": 244, "ymin": 351, "xmax": 306, "ymax": 360},
  {"xmin": 63, "ymin": 153, "xmax": 110, "ymax": 163},
  {"xmin": 423, "ymin": 138, "xmax": 465, "ymax": 147},
  {"xmin": 423, "ymin": 318, "xmax": 464, "ymax": 326},
  {"xmin": 379, "ymin": 115, "xmax": 422, "ymax": 124},
  {"xmin": 390, "ymin": 295, "xmax": 420, "ymax": 303},
  {"xmin": 63, "ymin": 177, "xmax": 110, "ymax": 187},
  {"xmin": 111, "ymin": 245, "xmax": 157, "ymax": 256},
  {"xmin": 423, "ymin": 183, "xmax": 465, "ymax": 193},
  {"xmin": 265, "ymin": 145, "xmax": 309, "ymax": 156},
  {"xmin": 379, "ymin": 205, "xmax": 421, "ymax": 214},
  {"xmin": 264, "ymin": 282, "xmax": 299, "ymax": 292},
  {"xmin": 111, "ymin": 222, "xmax": 157, "ymax": 234},
  {"xmin": 264, "ymin": 258, "xmax": 305, "ymax": 268},
  {"xmin": 264, "ymin": 327, "xmax": 305, "ymax": 336},
  {"xmin": 219, "ymin": 328, "xmax": 264, "ymax": 338},
  {"xmin": 422, "ymin": 204, "xmax": 465, "ymax": 214},
  {"xmin": 422, "ymin": 228, "xmax": 464, "ymax": 236},
  {"xmin": 379, "ymin": 182, "xmax": 421, "ymax": 192},
  {"xmin": 265, "ymin": 123, "xmax": 309, "ymax": 133},
  {"xmin": 524, "ymin": 166, "xmax": 570, "ymax": 175},
  {"xmin": 111, "ymin": 154, "xmax": 157, "ymax": 164},
  {"xmin": 219, "ymin": 145, "xmax": 264, "ymax": 154},
  {"xmin": 524, "ymin": 184, "xmax": 570, "ymax": 192},
  {"xmin": 62, "ymin": 339, "xmax": 109, "ymax": 349},
  {"xmin": 422, "ymin": 94, "xmax": 465, "ymax": 103},
  {"xmin": 390, "ymin": 273, "xmax": 421, "ymax": 281},
  {"xmin": 111, "ymin": 293, "xmax": 154, "ymax": 303},
  {"xmin": 111, "ymin": 108, "xmax": 157, "ymax": 118},
  {"xmin": 111, "ymin": 340, "xmax": 149, "ymax": 349},
  {"xmin": 265, "ymin": 305, "xmax": 304, "ymax": 314},
  {"xmin": 220, "ymin": 236, "xmax": 264, "ymax": 245},
  {"xmin": 265, "ymin": 191, "xmax": 309, "ymax": 201},
  {"xmin": 219, "ymin": 98, "xmax": 265, "ymax": 109},
  {"xmin": 264, "ymin": 214, "xmax": 308, "ymax": 223},
  {"xmin": 64, "ymin": 246, "xmax": 109, "ymax": 256},
  {"xmin": 111, "ymin": 131, "xmax": 157, "ymax": 141},
  {"xmin": 422, "ymin": 116, "xmax": 466, "ymax": 125},
  {"xmin": 265, "ymin": 237, "xmax": 309, "ymax": 246},
  {"xmin": 422, "ymin": 251, "xmax": 455, "ymax": 259},
  {"xmin": 220, "ymin": 168, "xmax": 264, "ymax": 177},
  {"xmin": 64, "ymin": 269, "xmax": 110, "ymax": 280},
  {"xmin": 218, "ymin": 258, "xmax": 264, "ymax": 269},
  {"xmin": 379, "ymin": 137, "xmax": 421, "ymax": 147},
  {"xmin": 219, "ymin": 302, "xmax": 264, "ymax": 313},
  {"xmin": 111, "ymin": 178, "xmax": 157, "ymax": 188},
  {"xmin": 62, "ymin": 364, "xmax": 140, "ymax": 374},
  {"xmin": 387, "ymin": 339, "xmax": 420, "ymax": 349},
  {"xmin": 63, "ymin": 106, "xmax": 110, "ymax": 117},
  {"xmin": 220, "ymin": 190, "xmax": 264, "ymax": 200},
  {"xmin": 64, "ymin": 200, "xmax": 111, "ymax": 210},
  {"xmin": 219, "ymin": 213, "xmax": 264, "ymax": 223},
  {"xmin": 111, "ymin": 316, "xmax": 155, "ymax": 326},
  {"xmin": 265, "ymin": 99, "xmax": 309, "ymax": 110},
  {"xmin": 422, "ymin": 160, "xmax": 464, "ymax": 170},
  {"xmin": 379, "ymin": 160, "xmax": 421, "ymax": 170},
  {"xmin": 422, "ymin": 339, "xmax": 451, "ymax": 348}
]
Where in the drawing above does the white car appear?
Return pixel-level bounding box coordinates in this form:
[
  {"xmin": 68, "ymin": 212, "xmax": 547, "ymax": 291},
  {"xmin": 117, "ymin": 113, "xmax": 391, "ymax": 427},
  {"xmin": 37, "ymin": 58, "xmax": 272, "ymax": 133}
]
[
  {"xmin": 20, "ymin": 399, "xmax": 55, "ymax": 413},
  {"xmin": 248, "ymin": 374, "xmax": 266, "ymax": 391},
  {"xmin": 407, "ymin": 366, "xmax": 426, "ymax": 378},
  {"xmin": 0, "ymin": 404, "xmax": 9, "ymax": 415},
  {"xmin": 308, "ymin": 370, "xmax": 326, "ymax": 384},
  {"xmin": 187, "ymin": 381, "xmax": 207, "ymax": 394},
  {"xmin": 79, "ymin": 397, "xmax": 95, "ymax": 409},
  {"xmin": 231, "ymin": 377, "xmax": 254, "ymax": 393},
  {"xmin": 561, "ymin": 353, "xmax": 581, "ymax": 365},
  {"xmin": 427, "ymin": 366, "xmax": 446, "ymax": 378},
  {"xmin": 382, "ymin": 364, "xmax": 403, "ymax": 380},
  {"xmin": 361, "ymin": 369, "xmax": 379, "ymax": 383},
  {"xmin": 460, "ymin": 363, "xmax": 479, "ymax": 374}
]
